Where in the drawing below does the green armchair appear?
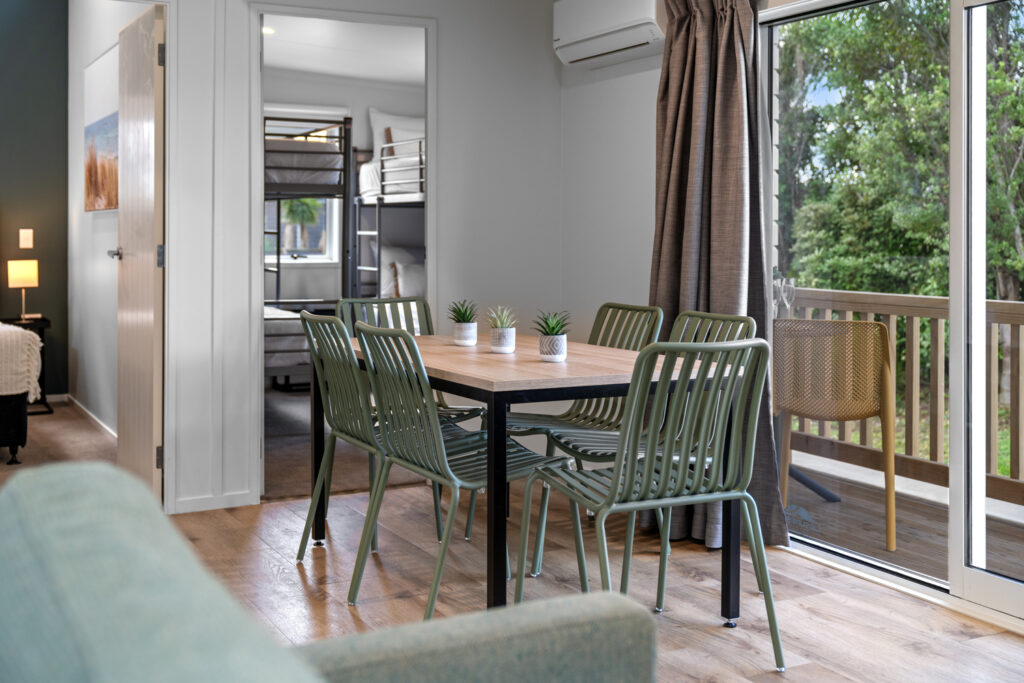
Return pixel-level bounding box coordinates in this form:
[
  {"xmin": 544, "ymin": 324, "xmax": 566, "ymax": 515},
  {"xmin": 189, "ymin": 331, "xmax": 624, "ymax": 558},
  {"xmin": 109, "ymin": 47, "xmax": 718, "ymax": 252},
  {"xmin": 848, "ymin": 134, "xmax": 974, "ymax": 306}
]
[{"xmin": 0, "ymin": 463, "xmax": 656, "ymax": 682}]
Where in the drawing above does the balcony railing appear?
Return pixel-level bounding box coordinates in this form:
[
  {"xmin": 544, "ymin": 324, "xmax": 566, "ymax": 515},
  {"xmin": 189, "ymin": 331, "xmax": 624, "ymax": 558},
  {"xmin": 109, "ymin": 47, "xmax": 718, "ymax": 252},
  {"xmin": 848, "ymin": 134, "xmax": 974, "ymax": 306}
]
[{"xmin": 786, "ymin": 287, "xmax": 1024, "ymax": 505}]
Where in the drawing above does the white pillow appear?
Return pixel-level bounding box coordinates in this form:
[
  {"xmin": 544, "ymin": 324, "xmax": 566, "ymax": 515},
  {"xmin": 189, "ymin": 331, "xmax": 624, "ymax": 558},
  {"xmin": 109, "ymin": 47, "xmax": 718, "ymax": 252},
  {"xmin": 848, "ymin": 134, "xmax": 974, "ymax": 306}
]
[
  {"xmin": 395, "ymin": 262, "xmax": 426, "ymax": 298},
  {"xmin": 378, "ymin": 245, "xmax": 425, "ymax": 297},
  {"xmin": 384, "ymin": 126, "xmax": 424, "ymax": 157},
  {"xmin": 369, "ymin": 108, "xmax": 424, "ymax": 162}
]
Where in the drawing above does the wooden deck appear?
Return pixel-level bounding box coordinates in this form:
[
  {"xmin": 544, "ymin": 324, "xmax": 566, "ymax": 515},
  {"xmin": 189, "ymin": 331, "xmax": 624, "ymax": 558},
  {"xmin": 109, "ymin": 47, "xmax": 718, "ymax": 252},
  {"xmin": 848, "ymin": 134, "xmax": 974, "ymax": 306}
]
[
  {"xmin": 174, "ymin": 441, "xmax": 1024, "ymax": 681},
  {"xmin": 786, "ymin": 465, "xmax": 1024, "ymax": 582}
]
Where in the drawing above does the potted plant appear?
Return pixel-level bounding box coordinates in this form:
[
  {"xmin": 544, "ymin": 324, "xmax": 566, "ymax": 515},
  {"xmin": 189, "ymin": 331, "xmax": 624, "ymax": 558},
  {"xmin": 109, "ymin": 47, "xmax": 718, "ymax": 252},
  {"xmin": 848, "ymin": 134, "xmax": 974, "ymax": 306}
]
[
  {"xmin": 534, "ymin": 310, "xmax": 570, "ymax": 362},
  {"xmin": 448, "ymin": 299, "xmax": 478, "ymax": 347},
  {"xmin": 487, "ymin": 306, "xmax": 517, "ymax": 354}
]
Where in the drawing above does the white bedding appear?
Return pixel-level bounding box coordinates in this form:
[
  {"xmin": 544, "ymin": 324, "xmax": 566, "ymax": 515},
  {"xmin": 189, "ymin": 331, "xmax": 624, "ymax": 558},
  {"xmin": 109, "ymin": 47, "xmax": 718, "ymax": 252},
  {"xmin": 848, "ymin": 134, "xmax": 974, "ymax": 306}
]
[
  {"xmin": 0, "ymin": 323, "xmax": 41, "ymax": 401},
  {"xmin": 264, "ymin": 306, "xmax": 309, "ymax": 374},
  {"xmin": 358, "ymin": 155, "xmax": 425, "ymax": 200},
  {"xmin": 265, "ymin": 138, "xmax": 342, "ymax": 186}
]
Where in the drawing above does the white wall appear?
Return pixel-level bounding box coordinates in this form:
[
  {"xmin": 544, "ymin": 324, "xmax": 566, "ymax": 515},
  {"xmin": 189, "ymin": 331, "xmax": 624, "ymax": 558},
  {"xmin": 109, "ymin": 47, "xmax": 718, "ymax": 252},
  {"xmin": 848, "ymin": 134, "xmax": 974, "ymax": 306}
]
[
  {"xmin": 559, "ymin": 57, "xmax": 661, "ymax": 341},
  {"xmin": 68, "ymin": 0, "xmax": 147, "ymax": 432}
]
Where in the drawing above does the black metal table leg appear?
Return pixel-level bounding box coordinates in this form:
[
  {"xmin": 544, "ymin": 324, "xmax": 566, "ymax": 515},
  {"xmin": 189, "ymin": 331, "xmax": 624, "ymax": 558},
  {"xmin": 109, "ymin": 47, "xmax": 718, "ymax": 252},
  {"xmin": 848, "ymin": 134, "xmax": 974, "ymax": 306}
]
[
  {"xmin": 486, "ymin": 393, "xmax": 508, "ymax": 608},
  {"xmin": 311, "ymin": 371, "xmax": 326, "ymax": 545},
  {"xmin": 722, "ymin": 498, "xmax": 741, "ymax": 624}
]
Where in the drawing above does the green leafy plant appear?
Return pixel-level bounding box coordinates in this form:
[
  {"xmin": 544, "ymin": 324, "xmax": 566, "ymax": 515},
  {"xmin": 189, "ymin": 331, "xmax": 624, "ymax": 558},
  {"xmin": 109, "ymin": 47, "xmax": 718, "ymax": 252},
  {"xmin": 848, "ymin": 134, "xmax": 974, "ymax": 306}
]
[
  {"xmin": 487, "ymin": 306, "xmax": 516, "ymax": 329},
  {"xmin": 448, "ymin": 299, "xmax": 478, "ymax": 324},
  {"xmin": 533, "ymin": 310, "xmax": 570, "ymax": 337}
]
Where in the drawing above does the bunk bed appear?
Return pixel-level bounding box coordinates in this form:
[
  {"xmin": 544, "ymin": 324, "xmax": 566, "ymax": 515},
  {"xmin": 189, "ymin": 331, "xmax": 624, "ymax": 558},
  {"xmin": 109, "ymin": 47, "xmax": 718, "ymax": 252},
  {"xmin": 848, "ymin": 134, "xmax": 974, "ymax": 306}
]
[
  {"xmin": 351, "ymin": 133, "xmax": 426, "ymax": 298},
  {"xmin": 263, "ymin": 114, "xmax": 353, "ymax": 384}
]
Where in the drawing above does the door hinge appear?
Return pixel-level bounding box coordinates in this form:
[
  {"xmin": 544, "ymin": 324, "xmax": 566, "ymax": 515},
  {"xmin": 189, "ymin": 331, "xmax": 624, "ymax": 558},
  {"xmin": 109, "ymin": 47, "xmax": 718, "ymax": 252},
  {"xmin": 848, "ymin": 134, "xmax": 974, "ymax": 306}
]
[
  {"xmin": 156, "ymin": 445, "xmax": 164, "ymax": 470},
  {"xmin": 157, "ymin": 43, "xmax": 166, "ymax": 67},
  {"xmin": 157, "ymin": 244, "xmax": 165, "ymax": 268}
]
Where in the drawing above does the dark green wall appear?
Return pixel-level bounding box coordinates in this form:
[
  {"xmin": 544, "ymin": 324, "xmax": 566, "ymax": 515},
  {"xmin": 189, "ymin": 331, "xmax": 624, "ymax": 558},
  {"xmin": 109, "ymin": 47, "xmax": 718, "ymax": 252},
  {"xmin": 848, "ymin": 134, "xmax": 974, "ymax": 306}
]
[{"xmin": 0, "ymin": 0, "xmax": 69, "ymax": 394}]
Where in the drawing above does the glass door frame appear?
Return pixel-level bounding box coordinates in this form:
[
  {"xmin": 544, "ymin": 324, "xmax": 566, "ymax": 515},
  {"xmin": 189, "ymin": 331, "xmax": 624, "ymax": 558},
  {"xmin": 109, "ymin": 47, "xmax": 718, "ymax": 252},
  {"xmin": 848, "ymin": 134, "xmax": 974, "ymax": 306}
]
[
  {"xmin": 759, "ymin": 0, "xmax": 1024, "ymax": 619},
  {"xmin": 949, "ymin": 0, "xmax": 1024, "ymax": 616}
]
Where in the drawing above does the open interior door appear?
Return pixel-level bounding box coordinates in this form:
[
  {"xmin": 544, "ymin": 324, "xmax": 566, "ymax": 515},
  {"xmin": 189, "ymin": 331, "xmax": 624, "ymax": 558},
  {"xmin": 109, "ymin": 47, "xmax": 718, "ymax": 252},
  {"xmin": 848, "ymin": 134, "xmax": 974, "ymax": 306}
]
[{"xmin": 116, "ymin": 5, "xmax": 165, "ymax": 498}]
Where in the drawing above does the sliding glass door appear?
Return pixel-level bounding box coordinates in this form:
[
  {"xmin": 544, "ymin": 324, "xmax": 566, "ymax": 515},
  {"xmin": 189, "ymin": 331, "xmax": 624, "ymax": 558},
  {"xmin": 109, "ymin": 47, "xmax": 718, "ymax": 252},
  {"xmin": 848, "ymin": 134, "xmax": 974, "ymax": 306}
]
[{"xmin": 949, "ymin": 0, "xmax": 1024, "ymax": 616}]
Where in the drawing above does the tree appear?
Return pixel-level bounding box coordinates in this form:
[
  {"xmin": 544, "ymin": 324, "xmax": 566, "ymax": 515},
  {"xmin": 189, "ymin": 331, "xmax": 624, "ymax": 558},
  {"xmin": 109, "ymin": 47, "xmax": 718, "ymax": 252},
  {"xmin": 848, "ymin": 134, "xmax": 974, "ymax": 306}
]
[{"xmin": 282, "ymin": 198, "xmax": 323, "ymax": 254}]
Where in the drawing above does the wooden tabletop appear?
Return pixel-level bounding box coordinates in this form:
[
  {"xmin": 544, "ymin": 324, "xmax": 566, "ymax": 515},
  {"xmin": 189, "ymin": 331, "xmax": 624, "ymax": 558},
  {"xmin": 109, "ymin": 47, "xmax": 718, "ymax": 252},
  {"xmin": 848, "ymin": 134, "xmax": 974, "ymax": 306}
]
[{"xmin": 355, "ymin": 334, "xmax": 641, "ymax": 393}]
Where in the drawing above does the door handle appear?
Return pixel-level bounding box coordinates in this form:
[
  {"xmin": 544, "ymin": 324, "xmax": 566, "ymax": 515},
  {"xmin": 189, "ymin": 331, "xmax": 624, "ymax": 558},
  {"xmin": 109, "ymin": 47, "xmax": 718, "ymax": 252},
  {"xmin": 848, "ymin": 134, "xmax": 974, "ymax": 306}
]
[{"xmin": 107, "ymin": 247, "xmax": 123, "ymax": 260}]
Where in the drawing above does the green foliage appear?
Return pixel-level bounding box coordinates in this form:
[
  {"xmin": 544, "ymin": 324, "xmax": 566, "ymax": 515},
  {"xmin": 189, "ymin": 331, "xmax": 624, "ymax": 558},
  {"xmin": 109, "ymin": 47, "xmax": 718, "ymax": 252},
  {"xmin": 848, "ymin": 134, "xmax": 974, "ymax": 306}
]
[
  {"xmin": 282, "ymin": 198, "xmax": 322, "ymax": 227},
  {"xmin": 532, "ymin": 310, "xmax": 570, "ymax": 337},
  {"xmin": 447, "ymin": 299, "xmax": 478, "ymax": 324},
  {"xmin": 487, "ymin": 306, "xmax": 516, "ymax": 329}
]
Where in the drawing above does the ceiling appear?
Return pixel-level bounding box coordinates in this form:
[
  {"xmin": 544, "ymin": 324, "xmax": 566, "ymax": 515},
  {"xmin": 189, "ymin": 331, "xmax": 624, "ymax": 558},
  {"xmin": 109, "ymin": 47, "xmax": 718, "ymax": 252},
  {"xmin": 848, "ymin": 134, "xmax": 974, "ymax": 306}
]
[{"xmin": 262, "ymin": 15, "xmax": 425, "ymax": 86}]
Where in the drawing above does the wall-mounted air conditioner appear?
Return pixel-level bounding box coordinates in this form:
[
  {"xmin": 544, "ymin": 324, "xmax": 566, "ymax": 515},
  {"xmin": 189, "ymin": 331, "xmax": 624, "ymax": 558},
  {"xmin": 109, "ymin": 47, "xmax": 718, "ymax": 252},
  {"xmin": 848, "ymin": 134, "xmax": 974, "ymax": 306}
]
[{"xmin": 553, "ymin": 0, "xmax": 665, "ymax": 69}]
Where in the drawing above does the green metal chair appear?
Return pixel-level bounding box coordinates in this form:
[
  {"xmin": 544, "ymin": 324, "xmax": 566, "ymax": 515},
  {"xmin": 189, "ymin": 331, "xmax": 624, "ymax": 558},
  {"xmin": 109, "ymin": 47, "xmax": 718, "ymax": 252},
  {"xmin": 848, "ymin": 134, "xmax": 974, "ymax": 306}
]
[
  {"xmin": 524, "ymin": 310, "xmax": 754, "ymax": 576},
  {"xmin": 348, "ymin": 321, "xmax": 571, "ymax": 620},
  {"xmin": 459, "ymin": 303, "xmax": 663, "ymax": 543},
  {"xmin": 339, "ymin": 296, "xmax": 485, "ymax": 541},
  {"xmin": 296, "ymin": 313, "xmax": 473, "ymax": 564},
  {"xmin": 514, "ymin": 337, "xmax": 785, "ymax": 672},
  {"xmin": 337, "ymin": 296, "xmax": 485, "ymax": 426}
]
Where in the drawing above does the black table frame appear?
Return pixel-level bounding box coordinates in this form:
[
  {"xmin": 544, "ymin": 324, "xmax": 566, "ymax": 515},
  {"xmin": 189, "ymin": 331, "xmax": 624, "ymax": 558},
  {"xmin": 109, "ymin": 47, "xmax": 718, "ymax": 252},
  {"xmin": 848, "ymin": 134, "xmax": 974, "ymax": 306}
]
[{"xmin": 309, "ymin": 372, "xmax": 742, "ymax": 618}]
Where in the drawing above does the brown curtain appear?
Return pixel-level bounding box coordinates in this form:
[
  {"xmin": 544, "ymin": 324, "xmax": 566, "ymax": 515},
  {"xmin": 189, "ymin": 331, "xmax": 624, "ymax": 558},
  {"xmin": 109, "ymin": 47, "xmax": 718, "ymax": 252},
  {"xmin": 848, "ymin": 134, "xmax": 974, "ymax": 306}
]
[{"xmin": 651, "ymin": 0, "xmax": 789, "ymax": 546}]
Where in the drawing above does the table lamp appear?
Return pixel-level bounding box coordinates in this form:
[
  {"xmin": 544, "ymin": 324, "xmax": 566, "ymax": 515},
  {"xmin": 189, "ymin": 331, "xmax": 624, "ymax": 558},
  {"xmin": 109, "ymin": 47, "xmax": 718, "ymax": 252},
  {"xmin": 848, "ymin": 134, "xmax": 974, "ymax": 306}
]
[{"xmin": 7, "ymin": 260, "xmax": 40, "ymax": 320}]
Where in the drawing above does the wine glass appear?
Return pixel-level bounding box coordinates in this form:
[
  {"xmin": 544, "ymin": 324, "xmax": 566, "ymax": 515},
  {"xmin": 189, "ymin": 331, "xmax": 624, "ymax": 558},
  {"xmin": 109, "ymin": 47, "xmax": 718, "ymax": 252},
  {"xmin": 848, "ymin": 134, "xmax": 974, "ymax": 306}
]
[
  {"xmin": 781, "ymin": 278, "xmax": 796, "ymax": 318},
  {"xmin": 772, "ymin": 278, "xmax": 783, "ymax": 318}
]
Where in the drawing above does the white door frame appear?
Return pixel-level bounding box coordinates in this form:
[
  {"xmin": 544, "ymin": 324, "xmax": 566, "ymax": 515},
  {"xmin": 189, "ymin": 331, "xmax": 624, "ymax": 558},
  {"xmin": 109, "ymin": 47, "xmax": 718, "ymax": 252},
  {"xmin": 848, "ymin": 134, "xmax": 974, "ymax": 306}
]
[{"xmin": 248, "ymin": 2, "xmax": 438, "ymax": 494}]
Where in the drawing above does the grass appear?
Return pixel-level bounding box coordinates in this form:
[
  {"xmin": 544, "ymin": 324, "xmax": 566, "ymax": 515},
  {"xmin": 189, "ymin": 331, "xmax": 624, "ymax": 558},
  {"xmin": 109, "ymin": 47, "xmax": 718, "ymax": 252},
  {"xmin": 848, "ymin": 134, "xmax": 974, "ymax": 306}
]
[{"xmin": 85, "ymin": 143, "xmax": 118, "ymax": 211}]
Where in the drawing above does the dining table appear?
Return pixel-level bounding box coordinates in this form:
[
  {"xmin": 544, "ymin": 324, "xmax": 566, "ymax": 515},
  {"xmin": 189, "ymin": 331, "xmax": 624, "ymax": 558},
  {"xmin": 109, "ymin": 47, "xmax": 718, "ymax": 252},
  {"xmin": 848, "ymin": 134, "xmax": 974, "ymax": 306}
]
[{"xmin": 309, "ymin": 333, "xmax": 744, "ymax": 619}]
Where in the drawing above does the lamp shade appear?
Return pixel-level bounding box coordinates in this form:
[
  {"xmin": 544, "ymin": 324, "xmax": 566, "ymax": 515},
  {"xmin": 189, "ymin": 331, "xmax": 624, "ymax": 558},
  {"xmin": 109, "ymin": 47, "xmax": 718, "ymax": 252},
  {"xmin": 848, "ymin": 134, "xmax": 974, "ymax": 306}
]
[{"xmin": 8, "ymin": 260, "xmax": 38, "ymax": 289}]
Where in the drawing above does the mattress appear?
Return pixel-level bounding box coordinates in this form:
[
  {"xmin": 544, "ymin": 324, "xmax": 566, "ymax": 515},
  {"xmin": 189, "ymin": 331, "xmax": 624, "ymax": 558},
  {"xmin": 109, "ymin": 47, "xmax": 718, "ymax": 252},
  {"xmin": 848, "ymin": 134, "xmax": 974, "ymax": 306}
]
[
  {"xmin": 265, "ymin": 138, "xmax": 342, "ymax": 187},
  {"xmin": 264, "ymin": 306, "xmax": 309, "ymax": 374}
]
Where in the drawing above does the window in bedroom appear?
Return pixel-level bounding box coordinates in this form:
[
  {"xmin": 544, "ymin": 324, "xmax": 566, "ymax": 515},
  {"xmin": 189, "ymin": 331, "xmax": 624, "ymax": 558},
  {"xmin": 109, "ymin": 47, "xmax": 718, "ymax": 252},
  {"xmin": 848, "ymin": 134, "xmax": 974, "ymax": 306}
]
[{"xmin": 263, "ymin": 197, "xmax": 340, "ymax": 262}]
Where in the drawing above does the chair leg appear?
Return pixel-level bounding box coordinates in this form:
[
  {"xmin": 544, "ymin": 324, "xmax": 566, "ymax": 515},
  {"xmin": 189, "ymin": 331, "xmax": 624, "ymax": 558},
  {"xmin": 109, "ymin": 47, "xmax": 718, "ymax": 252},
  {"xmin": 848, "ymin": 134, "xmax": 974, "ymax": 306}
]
[
  {"xmin": 515, "ymin": 477, "xmax": 538, "ymax": 603},
  {"xmin": 347, "ymin": 460, "xmax": 393, "ymax": 605},
  {"xmin": 425, "ymin": 486, "xmax": 460, "ymax": 620},
  {"xmin": 464, "ymin": 488, "xmax": 479, "ymax": 540},
  {"xmin": 620, "ymin": 510, "xmax": 636, "ymax": 595},
  {"xmin": 780, "ymin": 412, "xmax": 793, "ymax": 507},
  {"xmin": 432, "ymin": 481, "xmax": 444, "ymax": 542},
  {"xmin": 367, "ymin": 452, "xmax": 378, "ymax": 553},
  {"xmin": 594, "ymin": 510, "xmax": 612, "ymax": 592},
  {"xmin": 570, "ymin": 501, "xmax": 589, "ymax": 592},
  {"xmin": 655, "ymin": 507, "xmax": 672, "ymax": 557},
  {"xmin": 530, "ymin": 483, "xmax": 551, "ymax": 577},
  {"xmin": 656, "ymin": 505, "xmax": 671, "ymax": 612},
  {"xmin": 741, "ymin": 494, "xmax": 786, "ymax": 672},
  {"xmin": 741, "ymin": 500, "xmax": 767, "ymax": 595},
  {"xmin": 882, "ymin": 422, "xmax": 897, "ymax": 552},
  {"xmin": 296, "ymin": 434, "xmax": 336, "ymax": 562},
  {"xmin": 322, "ymin": 435, "xmax": 337, "ymax": 516}
]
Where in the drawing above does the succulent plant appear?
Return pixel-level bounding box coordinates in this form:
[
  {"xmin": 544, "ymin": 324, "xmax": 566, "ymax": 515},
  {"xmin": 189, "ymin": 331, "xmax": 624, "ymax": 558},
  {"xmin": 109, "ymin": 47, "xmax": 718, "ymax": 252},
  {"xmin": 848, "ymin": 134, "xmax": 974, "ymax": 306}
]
[
  {"xmin": 533, "ymin": 310, "xmax": 570, "ymax": 337},
  {"xmin": 448, "ymin": 299, "xmax": 477, "ymax": 324},
  {"xmin": 487, "ymin": 306, "xmax": 517, "ymax": 329}
]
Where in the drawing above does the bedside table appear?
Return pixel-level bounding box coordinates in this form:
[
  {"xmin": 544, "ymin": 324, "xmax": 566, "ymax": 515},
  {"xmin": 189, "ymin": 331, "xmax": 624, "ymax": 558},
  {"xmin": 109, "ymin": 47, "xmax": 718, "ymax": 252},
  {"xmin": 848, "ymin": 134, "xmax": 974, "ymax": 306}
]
[{"xmin": 1, "ymin": 317, "xmax": 52, "ymax": 415}]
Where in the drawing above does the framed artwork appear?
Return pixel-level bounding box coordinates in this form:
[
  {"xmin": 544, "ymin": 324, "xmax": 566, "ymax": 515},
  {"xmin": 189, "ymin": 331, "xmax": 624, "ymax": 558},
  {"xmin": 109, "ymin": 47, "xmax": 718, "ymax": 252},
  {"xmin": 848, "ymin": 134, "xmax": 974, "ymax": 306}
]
[{"xmin": 84, "ymin": 45, "xmax": 118, "ymax": 211}]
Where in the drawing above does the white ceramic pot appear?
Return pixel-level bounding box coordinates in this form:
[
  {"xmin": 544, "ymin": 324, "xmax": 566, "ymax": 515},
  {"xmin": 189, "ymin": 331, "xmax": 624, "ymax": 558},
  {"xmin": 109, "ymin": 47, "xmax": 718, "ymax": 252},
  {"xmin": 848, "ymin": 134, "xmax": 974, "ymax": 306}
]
[
  {"xmin": 539, "ymin": 334, "xmax": 567, "ymax": 362},
  {"xmin": 453, "ymin": 322, "xmax": 477, "ymax": 346},
  {"xmin": 490, "ymin": 327, "xmax": 516, "ymax": 354}
]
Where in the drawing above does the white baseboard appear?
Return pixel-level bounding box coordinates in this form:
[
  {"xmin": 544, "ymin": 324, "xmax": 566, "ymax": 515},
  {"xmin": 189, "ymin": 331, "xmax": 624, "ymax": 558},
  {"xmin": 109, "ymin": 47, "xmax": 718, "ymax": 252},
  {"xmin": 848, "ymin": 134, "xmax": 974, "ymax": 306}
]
[
  {"xmin": 68, "ymin": 395, "xmax": 118, "ymax": 439},
  {"xmin": 46, "ymin": 393, "xmax": 70, "ymax": 403}
]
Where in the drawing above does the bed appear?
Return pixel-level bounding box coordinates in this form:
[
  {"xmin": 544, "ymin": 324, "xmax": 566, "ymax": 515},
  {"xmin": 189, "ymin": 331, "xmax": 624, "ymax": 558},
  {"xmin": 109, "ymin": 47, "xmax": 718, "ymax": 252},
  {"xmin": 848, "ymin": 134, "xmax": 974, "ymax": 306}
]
[
  {"xmin": 263, "ymin": 306, "xmax": 310, "ymax": 385},
  {"xmin": 351, "ymin": 108, "xmax": 427, "ymax": 298}
]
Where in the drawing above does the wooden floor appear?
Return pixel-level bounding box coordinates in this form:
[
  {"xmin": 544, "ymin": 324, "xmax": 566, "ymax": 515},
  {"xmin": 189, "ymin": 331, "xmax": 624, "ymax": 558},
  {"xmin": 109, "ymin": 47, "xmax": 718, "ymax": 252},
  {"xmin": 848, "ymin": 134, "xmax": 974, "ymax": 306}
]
[
  {"xmin": 175, "ymin": 466, "xmax": 1024, "ymax": 681},
  {"xmin": 787, "ymin": 468, "xmax": 1024, "ymax": 582}
]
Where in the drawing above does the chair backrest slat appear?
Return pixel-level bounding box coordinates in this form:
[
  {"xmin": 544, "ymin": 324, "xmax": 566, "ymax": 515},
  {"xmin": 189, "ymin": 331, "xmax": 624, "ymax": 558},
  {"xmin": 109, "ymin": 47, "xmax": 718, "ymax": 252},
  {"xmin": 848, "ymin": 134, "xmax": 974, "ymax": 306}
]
[
  {"xmin": 606, "ymin": 339, "xmax": 769, "ymax": 507},
  {"xmin": 300, "ymin": 312, "xmax": 377, "ymax": 450},
  {"xmin": 355, "ymin": 322, "xmax": 454, "ymax": 481},
  {"xmin": 339, "ymin": 296, "xmax": 434, "ymax": 337}
]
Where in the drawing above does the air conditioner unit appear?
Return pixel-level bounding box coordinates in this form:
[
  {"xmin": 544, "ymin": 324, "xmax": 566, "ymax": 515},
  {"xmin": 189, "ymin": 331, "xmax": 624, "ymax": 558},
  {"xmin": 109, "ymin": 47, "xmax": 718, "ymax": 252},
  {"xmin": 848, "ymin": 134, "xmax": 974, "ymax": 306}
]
[{"xmin": 553, "ymin": 0, "xmax": 665, "ymax": 69}]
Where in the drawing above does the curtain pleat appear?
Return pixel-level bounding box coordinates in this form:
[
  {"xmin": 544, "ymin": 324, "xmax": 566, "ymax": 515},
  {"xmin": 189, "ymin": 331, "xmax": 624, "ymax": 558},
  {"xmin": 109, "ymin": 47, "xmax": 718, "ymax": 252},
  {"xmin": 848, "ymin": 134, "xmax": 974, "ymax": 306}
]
[{"xmin": 651, "ymin": 0, "xmax": 789, "ymax": 547}]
